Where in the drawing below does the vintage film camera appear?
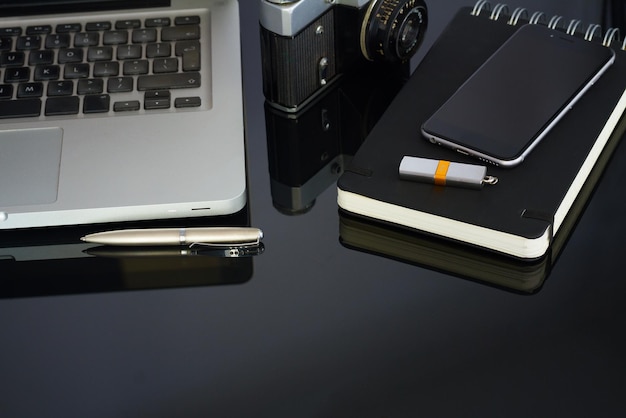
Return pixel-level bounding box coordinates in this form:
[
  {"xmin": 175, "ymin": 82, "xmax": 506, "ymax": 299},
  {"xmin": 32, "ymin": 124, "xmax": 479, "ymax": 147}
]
[
  {"xmin": 260, "ymin": 0, "xmax": 428, "ymax": 112},
  {"xmin": 265, "ymin": 63, "xmax": 410, "ymax": 215}
]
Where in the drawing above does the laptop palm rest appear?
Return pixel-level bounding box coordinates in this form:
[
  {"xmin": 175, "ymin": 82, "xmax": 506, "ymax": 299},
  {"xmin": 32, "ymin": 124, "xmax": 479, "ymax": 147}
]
[{"xmin": 0, "ymin": 127, "xmax": 62, "ymax": 208}]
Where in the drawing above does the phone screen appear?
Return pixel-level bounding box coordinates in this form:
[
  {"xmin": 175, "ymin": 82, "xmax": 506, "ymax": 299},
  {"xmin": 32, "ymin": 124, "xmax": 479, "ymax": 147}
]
[{"xmin": 421, "ymin": 24, "xmax": 615, "ymax": 167}]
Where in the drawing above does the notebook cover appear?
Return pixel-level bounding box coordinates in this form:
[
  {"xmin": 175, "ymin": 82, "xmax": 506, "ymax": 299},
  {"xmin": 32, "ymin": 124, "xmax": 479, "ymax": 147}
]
[{"xmin": 337, "ymin": 6, "xmax": 626, "ymax": 259}]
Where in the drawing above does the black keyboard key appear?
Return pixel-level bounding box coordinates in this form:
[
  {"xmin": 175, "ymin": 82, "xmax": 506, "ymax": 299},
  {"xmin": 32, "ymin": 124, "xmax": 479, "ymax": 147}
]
[
  {"xmin": 0, "ymin": 27, "xmax": 22, "ymax": 36},
  {"xmin": 161, "ymin": 25, "xmax": 200, "ymax": 41},
  {"xmin": 116, "ymin": 20, "xmax": 141, "ymax": 29},
  {"xmin": 26, "ymin": 25, "xmax": 52, "ymax": 35},
  {"xmin": 145, "ymin": 18, "xmax": 170, "ymax": 27},
  {"xmin": 107, "ymin": 76, "xmax": 133, "ymax": 93},
  {"xmin": 132, "ymin": 28, "xmax": 157, "ymax": 43},
  {"xmin": 123, "ymin": 59, "xmax": 149, "ymax": 75},
  {"xmin": 175, "ymin": 96, "xmax": 201, "ymax": 108},
  {"xmin": 117, "ymin": 45, "xmax": 142, "ymax": 60},
  {"xmin": 114, "ymin": 100, "xmax": 140, "ymax": 112},
  {"xmin": 145, "ymin": 97, "xmax": 170, "ymax": 110},
  {"xmin": 103, "ymin": 30, "xmax": 128, "ymax": 45},
  {"xmin": 17, "ymin": 82, "xmax": 44, "ymax": 98},
  {"xmin": 153, "ymin": 58, "xmax": 178, "ymax": 73},
  {"xmin": 145, "ymin": 90, "xmax": 170, "ymax": 100},
  {"xmin": 16, "ymin": 36, "xmax": 41, "ymax": 50},
  {"xmin": 58, "ymin": 48, "xmax": 84, "ymax": 63},
  {"xmin": 0, "ymin": 37, "xmax": 12, "ymax": 50},
  {"xmin": 4, "ymin": 67, "xmax": 30, "ymax": 82},
  {"xmin": 1, "ymin": 51, "xmax": 25, "ymax": 67},
  {"xmin": 182, "ymin": 50, "xmax": 200, "ymax": 71},
  {"xmin": 74, "ymin": 32, "xmax": 99, "ymax": 47},
  {"xmin": 144, "ymin": 91, "xmax": 170, "ymax": 110},
  {"xmin": 0, "ymin": 98, "xmax": 41, "ymax": 119},
  {"xmin": 64, "ymin": 63, "xmax": 90, "ymax": 79},
  {"xmin": 175, "ymin": 16, "xmax": 200, "ymax": 26},
  {"xmin": 137, "ymin": 72, "xmax": 200, "ymax": 90},
  {"xmin": 88, "ymin": 46, "xmax": 113, "ymax": 61},
  {"xmin": 86, "ymin": 21, "xmax": 111, "ymax": 31},
  {"xmin": 45, "ymin": 96, "xmax": 79, "ymax": 115},
  {"xmin": 0, "ymin": 84, "xmax": 13, "ymax": 99},
  {"xmin": 45, "ymin": 34, "xmax": 71, "ymax": 49},
  {"xmin": 93, "ymin": 61, "xmax": 119, "ymax": 77},
  {"xmin": 29, "ymin": 50, "xmax": 54, "ymax": 65},
  {"xmin": 56, "ymin": 23, "xmax": 82, "ymax": 33},
  {"xmin": 83, "ymin": 94, "xmax": 110, "ymax": 113},
  {"xmin": 146, "ymin": 43, "xmax": 171, "ymax": 58},
  {"xmin": 34, "ymin": 65, "xmax": 60, "ymax": 81},
  {"xmin": 78, "ymin": 79, "xmax": 104, "ymax": 95},
  {"xmin": 175, "ymin": 40, "xmax": 200, "ymax": 56},
  {"xmin": 47, "ymin": 81, "xmax": 74, "ymax": 96}
]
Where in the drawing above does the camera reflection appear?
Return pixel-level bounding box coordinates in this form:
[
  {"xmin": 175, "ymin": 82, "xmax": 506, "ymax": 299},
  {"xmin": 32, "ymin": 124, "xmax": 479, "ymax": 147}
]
[{"xmin": 265, "ymin": 64, "xmax": 410, "ymax": 215}]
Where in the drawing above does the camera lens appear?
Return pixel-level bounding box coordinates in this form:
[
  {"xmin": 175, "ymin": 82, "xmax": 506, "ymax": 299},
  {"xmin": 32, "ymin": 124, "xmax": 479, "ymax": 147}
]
[{"xmin": 361, "ymin": 0, "xmax": 428, "ymax": 62}]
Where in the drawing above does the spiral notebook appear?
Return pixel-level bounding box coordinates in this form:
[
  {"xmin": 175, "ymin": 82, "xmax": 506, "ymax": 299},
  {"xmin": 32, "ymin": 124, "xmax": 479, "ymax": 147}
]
[{"xmin": 337, "ymin": 2, "xmax": 626, "ymax": 260}]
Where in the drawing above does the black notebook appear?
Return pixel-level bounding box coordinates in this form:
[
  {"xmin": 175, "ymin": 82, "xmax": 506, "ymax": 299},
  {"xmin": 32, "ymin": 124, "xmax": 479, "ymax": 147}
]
[
  {"xmin": 339, "ymin": 101, "xmax": 626, "ymax": 293},
  {"xmin": 337, "ymin": 2, "xmax": 626, "ymax": 260}
]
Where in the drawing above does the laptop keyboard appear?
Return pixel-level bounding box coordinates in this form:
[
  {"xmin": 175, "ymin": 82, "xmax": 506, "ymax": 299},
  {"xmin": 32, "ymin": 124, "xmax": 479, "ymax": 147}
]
[{"xmin": 0, "ymin": 15, "xmax": 203, "ymax": 119}]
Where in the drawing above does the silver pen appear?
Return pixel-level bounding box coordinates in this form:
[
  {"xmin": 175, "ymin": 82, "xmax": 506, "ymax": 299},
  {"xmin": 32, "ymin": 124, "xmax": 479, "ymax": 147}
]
[{"xmin": 80, "ymin": 227, "xmax": 263, "ymax": 247}]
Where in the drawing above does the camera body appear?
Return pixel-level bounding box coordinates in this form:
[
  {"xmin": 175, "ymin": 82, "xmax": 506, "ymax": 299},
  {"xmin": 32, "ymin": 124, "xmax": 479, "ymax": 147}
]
[
  {"xmin": 260, "ymin": 0, "xmax": 427, "ymax": 111},
  {"xmin": 265, "ymin": 62, "xmax": 410, "ymax": 214}
]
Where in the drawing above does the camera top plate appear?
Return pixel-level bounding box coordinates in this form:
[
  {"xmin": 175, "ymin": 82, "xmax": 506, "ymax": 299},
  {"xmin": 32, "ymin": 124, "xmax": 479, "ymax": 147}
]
[{"xmin": 260, "ymin": 0, "xmax": 370, "ymax": 36}]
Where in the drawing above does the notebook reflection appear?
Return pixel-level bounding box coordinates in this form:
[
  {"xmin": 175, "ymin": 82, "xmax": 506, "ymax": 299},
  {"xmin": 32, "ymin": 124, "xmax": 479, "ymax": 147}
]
[
  {"xmin": 339, "ymin": 213, "xmax": 550, "ymax": 294},
  {"xmin": 264, "ymin": 65, "xmax": 409, "ymax": 215}
]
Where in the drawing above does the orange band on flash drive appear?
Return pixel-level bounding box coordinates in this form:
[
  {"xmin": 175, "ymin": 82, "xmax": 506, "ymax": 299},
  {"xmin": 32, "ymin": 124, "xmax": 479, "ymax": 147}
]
[{"xmin": 434, "ymin": 160, "xmax": 450, "ymax": 186}]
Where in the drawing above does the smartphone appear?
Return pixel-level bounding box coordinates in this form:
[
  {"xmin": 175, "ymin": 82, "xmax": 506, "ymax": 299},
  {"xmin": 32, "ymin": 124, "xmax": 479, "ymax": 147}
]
[{"xmin": 421, "ymin": 24, "xmax": 615, "ymax": 167}]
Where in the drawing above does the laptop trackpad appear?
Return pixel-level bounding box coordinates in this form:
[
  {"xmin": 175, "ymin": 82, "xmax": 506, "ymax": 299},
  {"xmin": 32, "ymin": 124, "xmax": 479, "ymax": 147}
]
[{"xmin": 0, "ymin": 127, "xmax": 63, "ymax": 207}]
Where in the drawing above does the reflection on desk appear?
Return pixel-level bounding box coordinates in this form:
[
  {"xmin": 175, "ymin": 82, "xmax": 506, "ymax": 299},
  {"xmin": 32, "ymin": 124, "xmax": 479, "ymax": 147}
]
[
  {"xmin": 339, "ymin": 212, "xmax": 549, "ymax": 294},
  {"xmin": 0, "ymin": 206, "xmax": 256, "ymax": 299},
  {"xmin": 265, "ymin": 65, "xmax": 410, "ymax": 215}
]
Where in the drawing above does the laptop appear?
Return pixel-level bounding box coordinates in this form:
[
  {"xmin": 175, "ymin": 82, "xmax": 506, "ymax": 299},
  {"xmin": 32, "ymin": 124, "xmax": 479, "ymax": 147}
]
[{"xmin": 0, "ymin": 0, "xmax": 247, "ymax": 230}]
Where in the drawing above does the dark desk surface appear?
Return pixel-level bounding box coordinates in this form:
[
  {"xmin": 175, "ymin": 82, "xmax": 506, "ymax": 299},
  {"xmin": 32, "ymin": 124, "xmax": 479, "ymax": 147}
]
[{"xmin": 1, "ymin": 2, "xmax": 625, "ymax": 417}]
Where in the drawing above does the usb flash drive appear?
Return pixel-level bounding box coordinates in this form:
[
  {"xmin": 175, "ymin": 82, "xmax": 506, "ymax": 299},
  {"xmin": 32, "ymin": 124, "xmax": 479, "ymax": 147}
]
[{"xmin": 399, "ymin": 156, "xmax": 498, "ymax": 189}]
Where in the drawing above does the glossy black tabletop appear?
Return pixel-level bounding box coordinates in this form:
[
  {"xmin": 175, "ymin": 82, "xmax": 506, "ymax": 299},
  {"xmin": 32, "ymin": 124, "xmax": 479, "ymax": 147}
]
[{"xmin": 1, "ymin": 1, "xmax": 625, "ymax": 417}]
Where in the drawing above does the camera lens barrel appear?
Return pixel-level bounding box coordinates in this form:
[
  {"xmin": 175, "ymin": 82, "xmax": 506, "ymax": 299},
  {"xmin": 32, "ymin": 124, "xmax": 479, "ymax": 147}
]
[{"xmin": 361, "ymin": 0, "xmax": 428, "ymax": 62}]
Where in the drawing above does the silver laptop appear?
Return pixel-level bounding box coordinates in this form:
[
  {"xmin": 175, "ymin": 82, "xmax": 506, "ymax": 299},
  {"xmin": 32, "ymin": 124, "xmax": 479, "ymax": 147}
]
[{"xmin": 0, "ymin": 0, "xmax": 246, "ymax": 230}]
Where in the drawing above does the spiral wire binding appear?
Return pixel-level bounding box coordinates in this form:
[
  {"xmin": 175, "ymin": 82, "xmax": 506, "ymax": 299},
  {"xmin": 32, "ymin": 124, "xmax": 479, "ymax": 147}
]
[
  {"xmin": 471, "ymin": 1, "xmax": 625, "ymax": 50},
  {"xmin": 585, "ymin": 24, "xmax": 603, "ymax": 41},
  {"xmin": 490, "ymin": 4, "xmax": 509, "ymax": 21},
  {"xmin": 548, "ymin": 15, "xmax": 565, "ymax": 30},
  {"xmin": 567, "ymin": 20, "xmax": 582, "ymax": 36},
  {"xmin": 471, "ymin": 0, "xmax": 491, "ymax": 16},
  {"xmin": 529, "ymin": 11, "xmax": 546, "ymax": 25},
  {"xmin": 603, "ymin": 27, "xmax": 621, "ymax": 47},
  {"xmin": 508, "ymin": 8, "xmax": 528, "ymax": 26}
]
